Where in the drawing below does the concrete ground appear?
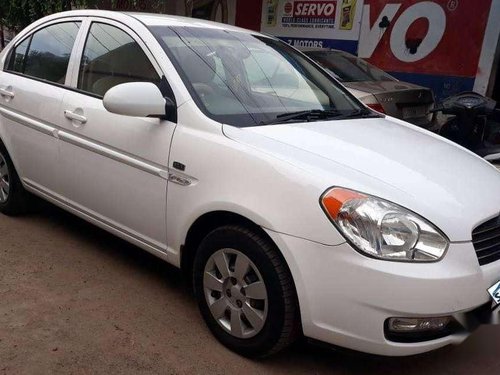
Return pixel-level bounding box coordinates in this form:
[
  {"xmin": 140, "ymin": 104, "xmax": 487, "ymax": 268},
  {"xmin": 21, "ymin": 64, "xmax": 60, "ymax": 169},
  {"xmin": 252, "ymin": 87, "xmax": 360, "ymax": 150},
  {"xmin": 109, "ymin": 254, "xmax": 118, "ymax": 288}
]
[{"xmin": 1, "ymin": 201, "xmax": 500, "ymax": 375}]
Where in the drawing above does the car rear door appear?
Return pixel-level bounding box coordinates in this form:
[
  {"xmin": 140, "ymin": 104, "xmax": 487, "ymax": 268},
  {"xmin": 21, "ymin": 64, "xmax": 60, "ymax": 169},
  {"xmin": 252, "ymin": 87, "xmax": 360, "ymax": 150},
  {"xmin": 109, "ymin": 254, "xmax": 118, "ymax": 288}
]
[
  {"xmin": 57, "ymin": 19, "xmax": 176, "ymax": 253},
  {"xmin": 0, "ymin": 19, "xmax": 83, "ymax": 196}
]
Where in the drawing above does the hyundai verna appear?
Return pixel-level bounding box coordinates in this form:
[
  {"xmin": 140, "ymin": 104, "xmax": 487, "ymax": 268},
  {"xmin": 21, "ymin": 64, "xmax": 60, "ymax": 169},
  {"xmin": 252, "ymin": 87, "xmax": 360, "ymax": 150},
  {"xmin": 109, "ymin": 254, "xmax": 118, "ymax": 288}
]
[{"xmin": 0, "ymin": 11, "xmax": 500, "ymax": 358}]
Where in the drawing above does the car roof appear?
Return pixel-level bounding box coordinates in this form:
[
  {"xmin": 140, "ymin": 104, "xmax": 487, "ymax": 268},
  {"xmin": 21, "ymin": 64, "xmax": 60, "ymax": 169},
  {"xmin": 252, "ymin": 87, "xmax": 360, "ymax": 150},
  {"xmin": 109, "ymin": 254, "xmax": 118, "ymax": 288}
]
[
  {"xmin": 127, "ymin": 12, "xmax": 250, "ymax": 32},
  {"xmin": 38, "ymin": 10, "xmax": 253, "ymax": 34}
]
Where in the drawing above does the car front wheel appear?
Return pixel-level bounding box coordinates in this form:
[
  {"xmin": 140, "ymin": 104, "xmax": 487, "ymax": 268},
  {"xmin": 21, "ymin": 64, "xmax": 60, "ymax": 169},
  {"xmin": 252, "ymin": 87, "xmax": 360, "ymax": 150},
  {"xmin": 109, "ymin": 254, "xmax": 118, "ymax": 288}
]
[{"xmin": 193, "ymin": 225, "xmax": 299, "ymax": 357}]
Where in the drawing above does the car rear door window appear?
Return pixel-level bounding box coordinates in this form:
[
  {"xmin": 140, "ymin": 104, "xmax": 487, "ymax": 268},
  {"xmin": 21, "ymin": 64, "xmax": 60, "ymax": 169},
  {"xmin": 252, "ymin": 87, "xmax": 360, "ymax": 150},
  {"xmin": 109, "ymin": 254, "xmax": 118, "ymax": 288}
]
[
  {"xmin": 78, "ymin": 23, "xmax": 160, "ymax": 97},
  {"xmin": 7, "ymin": 22, "xmax": 81, "ymax": 84}
]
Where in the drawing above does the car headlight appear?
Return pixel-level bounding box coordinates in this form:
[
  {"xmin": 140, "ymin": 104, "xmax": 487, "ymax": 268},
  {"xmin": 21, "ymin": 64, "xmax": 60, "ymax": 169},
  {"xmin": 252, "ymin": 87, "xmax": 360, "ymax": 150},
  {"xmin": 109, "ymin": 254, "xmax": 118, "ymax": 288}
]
[{"xmin": 320, "ymin": 187, "xmax": 449, "ymax": 262}]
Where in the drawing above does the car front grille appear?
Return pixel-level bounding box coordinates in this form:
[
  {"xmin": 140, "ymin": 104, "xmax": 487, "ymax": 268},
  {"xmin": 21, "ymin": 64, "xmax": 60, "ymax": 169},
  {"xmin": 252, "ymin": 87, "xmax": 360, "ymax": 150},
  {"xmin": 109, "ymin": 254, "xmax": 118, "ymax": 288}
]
[{"xmin": 472, "ymin": 215, "xmax": 500, "ymax": 266}]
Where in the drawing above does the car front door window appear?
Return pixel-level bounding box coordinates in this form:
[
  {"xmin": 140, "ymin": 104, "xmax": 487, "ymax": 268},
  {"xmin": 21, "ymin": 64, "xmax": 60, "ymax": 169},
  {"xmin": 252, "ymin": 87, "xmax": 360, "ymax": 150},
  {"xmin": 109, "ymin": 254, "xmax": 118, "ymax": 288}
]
[{"xmin": 78, "ymin": 22, "xmax": 160, "ymax": 97}]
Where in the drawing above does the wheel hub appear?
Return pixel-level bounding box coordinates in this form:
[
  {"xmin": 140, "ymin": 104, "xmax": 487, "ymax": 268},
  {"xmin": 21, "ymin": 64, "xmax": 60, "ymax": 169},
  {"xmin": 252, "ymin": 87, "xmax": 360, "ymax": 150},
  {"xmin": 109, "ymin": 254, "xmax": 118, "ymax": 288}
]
[
  {"xmin": 0, "ymin": 153, "xmax": 10, "ymax": 203},
  {"xmin": 203, "ymin": 248, "xmax": 268, "ymax": 339},
  {"xmin": 224, "ymin": 281, "xmax": 245, "ymax": 308}
]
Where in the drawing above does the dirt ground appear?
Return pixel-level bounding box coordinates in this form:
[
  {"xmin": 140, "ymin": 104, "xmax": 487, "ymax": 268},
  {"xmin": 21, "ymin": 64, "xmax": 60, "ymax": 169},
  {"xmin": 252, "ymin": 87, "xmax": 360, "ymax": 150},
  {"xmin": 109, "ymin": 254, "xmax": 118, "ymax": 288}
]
[{"xmin": 1, "ymin": 201, "xmax": 500, "ymax": 374}]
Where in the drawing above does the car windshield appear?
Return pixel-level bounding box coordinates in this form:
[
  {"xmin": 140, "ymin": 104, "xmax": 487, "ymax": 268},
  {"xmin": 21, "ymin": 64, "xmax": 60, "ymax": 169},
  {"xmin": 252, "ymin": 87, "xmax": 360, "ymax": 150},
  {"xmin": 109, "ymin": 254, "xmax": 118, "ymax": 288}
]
[
  {"xmin": 149, "ymin": 26, "xmax": 363, "ymax": 127},
  {"xmin": 305, "ymin": 51, "xmax": 396, "ymax": 83}
]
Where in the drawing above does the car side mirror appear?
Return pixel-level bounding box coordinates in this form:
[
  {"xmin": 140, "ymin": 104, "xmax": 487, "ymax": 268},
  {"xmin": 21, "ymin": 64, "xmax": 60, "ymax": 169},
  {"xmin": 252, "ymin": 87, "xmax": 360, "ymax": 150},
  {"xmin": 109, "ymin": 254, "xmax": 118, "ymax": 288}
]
[{"xmin": 103, "ymin": 82, "xmax": 174, "ymax": 120}]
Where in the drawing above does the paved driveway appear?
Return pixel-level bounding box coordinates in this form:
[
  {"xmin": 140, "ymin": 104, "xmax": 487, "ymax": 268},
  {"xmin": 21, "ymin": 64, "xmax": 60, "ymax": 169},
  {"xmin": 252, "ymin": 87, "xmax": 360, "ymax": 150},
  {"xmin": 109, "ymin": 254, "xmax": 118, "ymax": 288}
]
[{"xmin": 1, "ymin": 202, "xmax": 499, "ymax": 374}]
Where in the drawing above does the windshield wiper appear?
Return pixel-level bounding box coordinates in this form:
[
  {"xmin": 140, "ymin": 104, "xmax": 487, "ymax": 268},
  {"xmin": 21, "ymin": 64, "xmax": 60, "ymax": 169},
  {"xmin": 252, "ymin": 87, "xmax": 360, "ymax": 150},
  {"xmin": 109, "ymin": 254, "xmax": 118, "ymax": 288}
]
[
  {"xmin": 335, "ymin": 108, "xmax": 382, "ymax": 119},
  {"xmin": 259, "ymin": 108, "xmax": 381, "ymax": 125},
  {"xmin": 259, "ymin": 109, "xmax": 343, "ymax": 125}
]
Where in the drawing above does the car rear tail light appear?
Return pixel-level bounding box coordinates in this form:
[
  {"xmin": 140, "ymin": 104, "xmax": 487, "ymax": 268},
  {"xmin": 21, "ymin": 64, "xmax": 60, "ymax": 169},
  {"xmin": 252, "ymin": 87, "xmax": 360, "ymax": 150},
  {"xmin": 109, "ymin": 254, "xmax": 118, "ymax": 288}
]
[{"xmin": 366, "ymin": 103, "xmax": 386, "ymax": 114}]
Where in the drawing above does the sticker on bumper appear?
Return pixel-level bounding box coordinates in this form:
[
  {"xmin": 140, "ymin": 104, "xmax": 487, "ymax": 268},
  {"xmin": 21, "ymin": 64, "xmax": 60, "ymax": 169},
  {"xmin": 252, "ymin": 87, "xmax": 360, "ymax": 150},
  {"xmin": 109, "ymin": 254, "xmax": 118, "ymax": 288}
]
[{"xmin": 488, "ymin": 280, "xmax": 500, "ymax": 305}]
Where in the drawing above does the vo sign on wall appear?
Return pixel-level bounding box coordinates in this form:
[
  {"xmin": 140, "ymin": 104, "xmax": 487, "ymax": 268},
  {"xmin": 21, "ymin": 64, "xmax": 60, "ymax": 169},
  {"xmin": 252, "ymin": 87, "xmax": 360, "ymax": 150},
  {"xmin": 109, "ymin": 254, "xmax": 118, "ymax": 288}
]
[
  {"xmin": 358, "ymin": 1, "xmax": 446, "ymax": 63},
  {"xmin": 358, "ymin": 0, "xmax": 493, "ymax": 78}
]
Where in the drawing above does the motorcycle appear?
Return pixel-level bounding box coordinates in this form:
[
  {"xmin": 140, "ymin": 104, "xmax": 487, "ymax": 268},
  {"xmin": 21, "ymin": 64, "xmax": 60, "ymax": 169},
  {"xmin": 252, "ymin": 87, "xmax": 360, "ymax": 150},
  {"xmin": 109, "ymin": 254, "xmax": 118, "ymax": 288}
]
[{"xmin": 431, "ymin": 92, "xmax": 500, "ymax": 165}]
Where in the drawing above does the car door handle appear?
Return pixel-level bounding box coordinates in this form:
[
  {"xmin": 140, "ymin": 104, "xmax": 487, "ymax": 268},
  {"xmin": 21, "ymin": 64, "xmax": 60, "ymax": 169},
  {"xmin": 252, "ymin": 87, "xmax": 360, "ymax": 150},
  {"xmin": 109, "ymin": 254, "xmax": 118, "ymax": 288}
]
[
  {"xmin": 64, "ymin": 110, "xmax": 87, "ymax": 124},
  {"xmin": 0, "ymin": 87, "xmax": 15, "ymax": 99}
]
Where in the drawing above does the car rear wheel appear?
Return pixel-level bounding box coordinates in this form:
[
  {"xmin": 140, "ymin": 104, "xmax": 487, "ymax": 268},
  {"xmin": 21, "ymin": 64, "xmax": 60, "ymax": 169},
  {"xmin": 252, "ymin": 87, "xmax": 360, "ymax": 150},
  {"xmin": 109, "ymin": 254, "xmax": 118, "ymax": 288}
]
[
  {"xmin": 193, "ymin": 225, "xmax": 299, "ymax": 357},
  {"xmin": 0, "ymin": 141, "xmax": 30, "ymax": 215}
]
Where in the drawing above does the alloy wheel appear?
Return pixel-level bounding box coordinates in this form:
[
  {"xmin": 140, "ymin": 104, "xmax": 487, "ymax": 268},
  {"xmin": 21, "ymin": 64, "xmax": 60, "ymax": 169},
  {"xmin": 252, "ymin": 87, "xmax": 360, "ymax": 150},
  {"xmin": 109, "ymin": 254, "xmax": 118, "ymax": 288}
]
[
  {"xmin": 203, "ymin": 248, "xmax": 268, "ymax": 339},
  {"xmin": 0, "ymin": 153, "xmax": 10, "ymax": 203}
]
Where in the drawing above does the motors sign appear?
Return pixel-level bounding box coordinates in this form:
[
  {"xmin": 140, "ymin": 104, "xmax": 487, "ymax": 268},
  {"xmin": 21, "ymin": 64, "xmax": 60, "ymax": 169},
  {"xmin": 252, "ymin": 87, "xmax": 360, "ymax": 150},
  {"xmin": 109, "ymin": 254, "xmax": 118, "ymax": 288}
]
[{"xmin": 282, "ymin": 1, "xmax": 336, "ymax": 25}]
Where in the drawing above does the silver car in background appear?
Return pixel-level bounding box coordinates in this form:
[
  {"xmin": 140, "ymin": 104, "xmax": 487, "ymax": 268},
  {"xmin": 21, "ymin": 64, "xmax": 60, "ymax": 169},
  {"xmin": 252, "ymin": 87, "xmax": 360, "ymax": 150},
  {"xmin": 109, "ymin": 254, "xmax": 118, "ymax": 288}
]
[{"xmin": 304, "ymin": 49, "xmax": 435, "ymax": 128}]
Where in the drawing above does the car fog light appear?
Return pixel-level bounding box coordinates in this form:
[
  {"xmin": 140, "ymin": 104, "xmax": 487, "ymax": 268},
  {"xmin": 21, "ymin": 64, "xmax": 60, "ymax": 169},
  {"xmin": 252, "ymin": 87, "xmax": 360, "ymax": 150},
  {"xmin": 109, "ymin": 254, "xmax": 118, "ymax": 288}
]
[
  {"xmin": 385, "ymin": 316, "xmax": 460, "ymax": 343},
  {"xmin": 388, "ymin": 317, "xmax": 452, "ymax": 332}
]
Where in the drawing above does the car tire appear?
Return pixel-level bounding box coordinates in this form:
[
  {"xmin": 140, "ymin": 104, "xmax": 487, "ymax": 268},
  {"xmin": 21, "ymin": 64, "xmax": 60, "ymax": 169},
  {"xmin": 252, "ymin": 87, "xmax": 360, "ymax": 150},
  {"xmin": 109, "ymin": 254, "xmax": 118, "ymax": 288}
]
[
  {"xmin": 0, "ymin": 141, "xmax": 30, "ymax": 216},
  {"xmin": 193, "ymin": 225, "xmax": 300, "ymax": 358}
]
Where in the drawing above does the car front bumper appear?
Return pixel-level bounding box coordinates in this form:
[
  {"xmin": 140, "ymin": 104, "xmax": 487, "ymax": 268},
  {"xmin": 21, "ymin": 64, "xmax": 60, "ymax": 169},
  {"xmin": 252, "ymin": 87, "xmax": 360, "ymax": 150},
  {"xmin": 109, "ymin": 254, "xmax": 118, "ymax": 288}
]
[{"xmin": 265, "ymin": 229, "xmax": 500, "ymax": 356}]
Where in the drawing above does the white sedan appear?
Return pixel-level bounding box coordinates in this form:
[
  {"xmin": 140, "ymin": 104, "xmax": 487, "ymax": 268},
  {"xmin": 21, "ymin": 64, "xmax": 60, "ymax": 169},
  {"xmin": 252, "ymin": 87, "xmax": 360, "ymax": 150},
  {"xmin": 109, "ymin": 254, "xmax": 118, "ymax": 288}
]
[{"xmin": 1, "ymin": 10, "xmax": 500, "ymax": 358}]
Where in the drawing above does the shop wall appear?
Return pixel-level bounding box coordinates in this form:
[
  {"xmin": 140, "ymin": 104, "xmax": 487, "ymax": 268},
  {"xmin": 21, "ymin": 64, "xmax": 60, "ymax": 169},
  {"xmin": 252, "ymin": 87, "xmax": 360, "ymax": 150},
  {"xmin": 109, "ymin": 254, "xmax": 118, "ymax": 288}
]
[
  {"xmin": 250, "ymin": 0, "xmax": 500, "ymax": 100},
  {"xmin": 235, "ymin": 0, "xmax": 263, "ymax": 31},
  {"xmin": 178, "ymin": 0, "xmax": 237, "ymax": 24},
  {"xmin": 358, "ymin": 0, "xmax": 495, "ymax": 100}
]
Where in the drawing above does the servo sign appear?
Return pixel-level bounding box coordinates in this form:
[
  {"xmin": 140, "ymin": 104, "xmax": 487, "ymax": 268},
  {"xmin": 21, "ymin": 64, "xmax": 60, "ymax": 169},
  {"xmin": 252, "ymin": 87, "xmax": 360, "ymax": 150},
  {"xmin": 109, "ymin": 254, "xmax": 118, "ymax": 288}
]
[{"xmin": 282, "ymin": 1, "xmax": 337, "ymax": 26}]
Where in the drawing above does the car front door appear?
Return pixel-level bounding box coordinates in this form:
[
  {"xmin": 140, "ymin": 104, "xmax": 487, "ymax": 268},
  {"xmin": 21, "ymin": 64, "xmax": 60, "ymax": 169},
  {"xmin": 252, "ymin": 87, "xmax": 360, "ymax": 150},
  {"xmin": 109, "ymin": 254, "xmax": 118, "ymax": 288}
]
[
  {"xmin": 58, "ymin": 20, "xmax": 176, "ymax": 252},
  {"xmin": 0, "ymin": 19, "xmax": 83, "ymax": 196}
]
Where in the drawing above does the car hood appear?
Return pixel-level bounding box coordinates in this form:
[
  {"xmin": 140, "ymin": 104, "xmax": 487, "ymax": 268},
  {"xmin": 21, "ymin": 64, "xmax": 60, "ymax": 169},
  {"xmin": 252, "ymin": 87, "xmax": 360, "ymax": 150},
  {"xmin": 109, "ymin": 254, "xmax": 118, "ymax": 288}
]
[{"xmin": 223, "ymin": 117, "xmax": 500, "ymax": 241}]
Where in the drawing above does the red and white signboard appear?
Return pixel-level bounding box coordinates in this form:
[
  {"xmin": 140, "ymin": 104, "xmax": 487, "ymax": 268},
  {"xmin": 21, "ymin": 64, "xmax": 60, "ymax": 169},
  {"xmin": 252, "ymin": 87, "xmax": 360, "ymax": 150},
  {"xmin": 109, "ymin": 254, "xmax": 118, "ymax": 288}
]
[
  {"xmin": 261, "ymin": 0, "xmax": 363, "ymax": 41},
  {"xmin": 356, "ymin": 0, "xmax": 500, "ymax": 97},
  {"xmin": 358, "ymin": 0, "xmax": 493, "ymax": 77}
]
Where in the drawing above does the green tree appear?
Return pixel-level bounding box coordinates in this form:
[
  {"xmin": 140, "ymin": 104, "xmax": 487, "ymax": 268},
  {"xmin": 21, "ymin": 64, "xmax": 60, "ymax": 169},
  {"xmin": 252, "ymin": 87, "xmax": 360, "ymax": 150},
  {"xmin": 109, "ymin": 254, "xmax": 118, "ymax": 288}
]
[
  {"xmin": 0, "ymin": 0, "xmax": 170, "ymax": 47},
  {"xmin": 0, "ymin": 0, "xmax": 82, "ymax": 32}
]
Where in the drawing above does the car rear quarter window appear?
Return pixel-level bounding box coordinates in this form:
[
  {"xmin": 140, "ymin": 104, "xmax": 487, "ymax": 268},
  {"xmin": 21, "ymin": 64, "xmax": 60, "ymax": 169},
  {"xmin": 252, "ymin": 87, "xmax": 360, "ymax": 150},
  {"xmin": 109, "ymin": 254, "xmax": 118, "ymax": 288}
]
[
  {"xmin": 78, "ymin": 23, "xmax": 160, "ymax": 97},
  {"xmin": 7, "ymin": 22, "xmax": 81, "ymax": 84},
  {"xmin": 8, "ymin": 37, "xmax": 30, "ymax": 72}
]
